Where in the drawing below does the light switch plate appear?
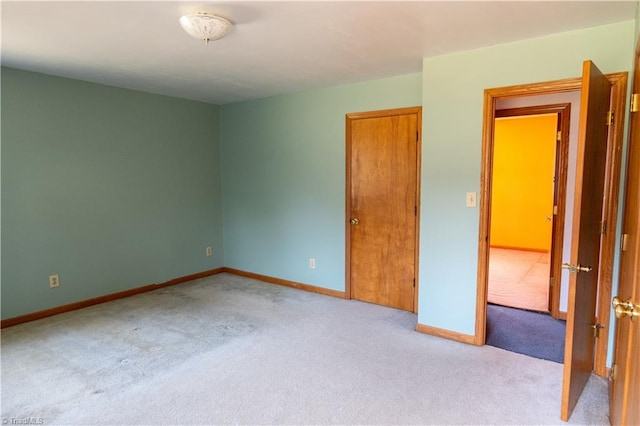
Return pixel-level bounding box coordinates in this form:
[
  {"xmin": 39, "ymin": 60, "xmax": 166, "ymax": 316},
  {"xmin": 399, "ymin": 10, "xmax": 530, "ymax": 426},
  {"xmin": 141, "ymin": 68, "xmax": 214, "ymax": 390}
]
[{"xmin": 466, "ymin": 192, "xmax": 477, "ymax": 208}]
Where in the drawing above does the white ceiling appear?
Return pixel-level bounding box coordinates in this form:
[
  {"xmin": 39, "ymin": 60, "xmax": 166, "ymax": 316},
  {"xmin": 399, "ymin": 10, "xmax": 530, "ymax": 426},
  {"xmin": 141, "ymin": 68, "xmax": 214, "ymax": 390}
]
[{"xmin": 2, "ymin": 1, "xmax": 637, "ymax": 105}]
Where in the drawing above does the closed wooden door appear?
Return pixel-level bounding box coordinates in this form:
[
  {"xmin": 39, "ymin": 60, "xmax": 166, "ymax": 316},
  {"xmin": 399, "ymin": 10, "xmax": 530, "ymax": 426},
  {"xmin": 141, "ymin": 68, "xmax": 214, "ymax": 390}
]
[
  {"xmin": 610, "ymin": 38, "xmax": 640, "ymax": 426},
  {"xmin": 346, "ymin": 107, "xmax": 421, "ymax": 312},
  {"xmin": 561, "ymin": 60, "xmax": 611, "ymax": 421}
]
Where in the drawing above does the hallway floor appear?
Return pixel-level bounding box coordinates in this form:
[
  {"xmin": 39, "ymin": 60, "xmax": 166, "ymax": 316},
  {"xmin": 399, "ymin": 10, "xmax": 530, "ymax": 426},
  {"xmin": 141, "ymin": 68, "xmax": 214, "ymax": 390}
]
[{"xmin": 488, "ymin": 248, "xmax": 550, "ymax": 312}]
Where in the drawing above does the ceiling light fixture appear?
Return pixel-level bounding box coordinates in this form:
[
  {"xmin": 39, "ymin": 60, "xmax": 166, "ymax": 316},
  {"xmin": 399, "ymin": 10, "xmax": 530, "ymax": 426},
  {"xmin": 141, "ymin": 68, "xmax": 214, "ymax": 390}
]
[{"xmin": 179, "ymin": 13, "xmax": 232, "ymax": 45}]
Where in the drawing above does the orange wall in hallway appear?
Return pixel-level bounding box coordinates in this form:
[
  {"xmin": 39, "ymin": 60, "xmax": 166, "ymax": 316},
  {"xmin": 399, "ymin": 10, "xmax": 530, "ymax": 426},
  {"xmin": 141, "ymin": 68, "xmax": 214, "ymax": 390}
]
[{"xmin": 490, "ymin": 114, "xmax": 557, "ymax": 251}]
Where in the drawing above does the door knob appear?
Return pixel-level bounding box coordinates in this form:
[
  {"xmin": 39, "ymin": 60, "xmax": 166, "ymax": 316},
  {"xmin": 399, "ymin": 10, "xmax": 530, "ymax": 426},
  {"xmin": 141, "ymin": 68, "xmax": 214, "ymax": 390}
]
[
  {"xmin": 562, "ymin": 263, "xmax": 592, "ymax": 274},
  {"xmin": 612, "ymin": 296, "xmax": 640, "ymax": 321},
  {"xmin": 612, "ymin": 296, "xmax": 634, "ymax": 309},
  {"xmin": 350, "ymin": 218, "xmax": 360, "ymax": 225}
]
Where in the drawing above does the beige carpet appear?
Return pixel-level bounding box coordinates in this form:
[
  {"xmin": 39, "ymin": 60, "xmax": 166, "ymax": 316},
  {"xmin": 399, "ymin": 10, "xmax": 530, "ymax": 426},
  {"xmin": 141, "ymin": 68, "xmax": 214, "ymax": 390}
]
[
  {"xmin": 488, "ymin": 248, "xmax": 550, "ymax": 312},
  {"xmin": 1, "ymin": 273, "xmax": 607, "ymax": 425}
]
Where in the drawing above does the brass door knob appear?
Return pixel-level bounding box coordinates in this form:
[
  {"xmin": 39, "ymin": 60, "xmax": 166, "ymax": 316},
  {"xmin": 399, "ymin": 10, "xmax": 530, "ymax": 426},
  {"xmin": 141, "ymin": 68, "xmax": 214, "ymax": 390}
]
[
  {"xmin": 612, "ymin": 296, "xmax": 632, "ymax": 309},
  {"xmin": 614, "ymin": 305, "xmax": 640, "ymax": 320},
  {"xmin": 612, "ymin": 296, "xmax": 640, "ymax": 320},
  {"xmin": 350, "ymin": 218, "xmax": 360, "ymax": 225}
]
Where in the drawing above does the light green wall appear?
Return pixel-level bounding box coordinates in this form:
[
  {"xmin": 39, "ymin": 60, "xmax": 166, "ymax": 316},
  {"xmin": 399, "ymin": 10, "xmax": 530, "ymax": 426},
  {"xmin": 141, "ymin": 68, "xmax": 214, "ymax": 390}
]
[
  {"xmin": 419, "ymin": 21, "xmax": 636, "ymax": 335},
  {"xmin": 1, "ymin": 67, "xmax": 223, "ymax": 319},
  {"xmin": 220, "ymin": 73, "xmax": 422, "ymax": 290}
]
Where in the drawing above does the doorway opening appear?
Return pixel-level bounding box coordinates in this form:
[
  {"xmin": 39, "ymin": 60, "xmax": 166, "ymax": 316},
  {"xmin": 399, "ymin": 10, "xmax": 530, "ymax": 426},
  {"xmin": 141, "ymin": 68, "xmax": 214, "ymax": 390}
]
[
  {"xmin": 475, "ymin": 71, "xmax": 627, "ymax": 374},
  {"xmin": 488, "ymin": 105, "xmax": 570, "ymax": 316},
  {"xmin": 485, "ymin": 105, "xmax": 570, "ymax": 363}
]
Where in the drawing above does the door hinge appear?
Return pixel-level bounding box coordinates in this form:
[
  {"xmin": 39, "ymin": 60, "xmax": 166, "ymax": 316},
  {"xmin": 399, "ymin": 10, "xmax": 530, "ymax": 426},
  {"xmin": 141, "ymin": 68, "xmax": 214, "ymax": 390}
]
[
  {"xmin": 413, "ymin": 278, "xmax": 416, "ymax": 288},
  {"xmin": 631, "ymin": 93, "xmax": 639, "ymax": 113},
  {"xmin": 611, "ymin": 364, "xmax": 617, "ymax": 381},
  {"xmin": 600, "ymin": 220, "xmax": 607, "ymax": 235},
  {"xmin": 606, "ymin": 110, "xmax": 614, "ymax": 126},
  {"xmin": 553, "ymin": 205, "xmax": 558, "ymax": 215},
  {"xmin": 416, "ymin": 131, "xmax": 419, "ymax": 142},
  {"xmin": 556, "ymin": 131, "xmax": 562, "ymax": 142},
  {"xmin": 591, "ymin": 323, "xmax": 604, "ymax": 339},
  {"xmin": 414, "ymin": 206, "xmax": 417, "ymax": 216},
  {"xmin": 621, "ymin": 233, "xmax": 629, "ymax": 251},
  {"xmin": 549, "ymin": 276, "xmax": 554, "ymax": 287}
]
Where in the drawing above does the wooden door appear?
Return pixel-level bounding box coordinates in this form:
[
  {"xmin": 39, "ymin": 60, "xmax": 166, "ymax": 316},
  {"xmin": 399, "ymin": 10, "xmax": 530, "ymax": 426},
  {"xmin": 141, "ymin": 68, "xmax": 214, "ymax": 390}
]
[
  {"xmin": 346, "ymin": 107, "xmax": 421, "ymax": 312},
  {"xmin": 561, "ymin": 60, "xmax": 611, "ymax": 421},
  {"xmin": 610, "ymin": 39, "xmax": 640, "ymax": 426}
]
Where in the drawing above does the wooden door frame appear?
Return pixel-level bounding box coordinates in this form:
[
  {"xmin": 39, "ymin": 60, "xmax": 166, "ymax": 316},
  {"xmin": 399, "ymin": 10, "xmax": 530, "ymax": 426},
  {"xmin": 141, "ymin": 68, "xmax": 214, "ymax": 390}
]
[
  {"xmin": 493, "ymin": 104, "xmax": 571, "ymax": 319},
  {"xmin": 475, "ymin": 73, "xmax": 628, "ymax": 379},
  {"xmin": 345, "ymin": 106, "xmax": 422, "ymax": 313}
]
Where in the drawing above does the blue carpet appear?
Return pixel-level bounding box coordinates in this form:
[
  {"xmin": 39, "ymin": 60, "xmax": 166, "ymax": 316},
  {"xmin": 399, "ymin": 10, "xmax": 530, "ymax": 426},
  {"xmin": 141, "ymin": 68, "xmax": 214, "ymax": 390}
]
[{"xmin": 486, "ymin": 304, "xmax": 566, "ymax": 363}]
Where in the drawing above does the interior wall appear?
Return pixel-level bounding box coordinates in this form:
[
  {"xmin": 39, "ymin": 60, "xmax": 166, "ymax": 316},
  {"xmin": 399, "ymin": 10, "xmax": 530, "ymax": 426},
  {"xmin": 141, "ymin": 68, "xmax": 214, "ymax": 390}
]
[
  {"xmin": 490, "ymin": 114, "xmax": 557, "ymax": 251},
  {"xmin": 220, "ymin": 73, "xmax": 422, "ymax": 291},
  {"xmin": 1, "ymin": 67, "xmax": 224, "ymax": 320},
  {"xmin": 419, "ymin": 20, "xmax": 635, "ymax": 336}
]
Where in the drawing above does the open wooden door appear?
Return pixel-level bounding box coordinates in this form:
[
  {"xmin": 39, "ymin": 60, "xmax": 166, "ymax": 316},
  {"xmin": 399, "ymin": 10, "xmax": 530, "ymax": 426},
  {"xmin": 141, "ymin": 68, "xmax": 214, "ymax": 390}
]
[
  {"xmin": 560, "ymin": 60, "xmax": 611, "ymax": 421},
  {"xmin": 610, "ymin": 39, "xmax": 640, "ymax": 426}
]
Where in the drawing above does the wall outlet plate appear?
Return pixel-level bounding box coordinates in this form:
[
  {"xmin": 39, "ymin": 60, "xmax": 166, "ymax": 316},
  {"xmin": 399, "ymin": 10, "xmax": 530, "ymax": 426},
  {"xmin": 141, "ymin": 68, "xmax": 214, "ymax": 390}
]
[{"xmin": 49, "ymin": 274, "xmax": 60, "ymax": 288}]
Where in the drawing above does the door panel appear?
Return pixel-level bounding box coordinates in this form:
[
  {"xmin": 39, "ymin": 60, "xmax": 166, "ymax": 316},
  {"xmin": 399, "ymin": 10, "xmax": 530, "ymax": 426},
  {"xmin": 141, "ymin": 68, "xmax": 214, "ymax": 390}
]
[
  {"xmin": 561, "ymin": 60, "xmax": 611, "ymax": 421},
  {"xmin": 610, "ymin": 40, "xmax": 640, "ymax": 426},
  {"xmin": 347, "ymin": 108, "xmax": 419, "ymax": 312}
]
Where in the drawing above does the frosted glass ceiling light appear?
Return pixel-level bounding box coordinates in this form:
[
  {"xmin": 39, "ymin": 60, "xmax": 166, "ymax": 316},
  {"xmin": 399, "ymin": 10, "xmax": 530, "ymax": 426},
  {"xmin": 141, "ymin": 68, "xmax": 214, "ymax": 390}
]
[{"xmin": 179, "ymin": 13, "xmax": 232, "ymax": 45}]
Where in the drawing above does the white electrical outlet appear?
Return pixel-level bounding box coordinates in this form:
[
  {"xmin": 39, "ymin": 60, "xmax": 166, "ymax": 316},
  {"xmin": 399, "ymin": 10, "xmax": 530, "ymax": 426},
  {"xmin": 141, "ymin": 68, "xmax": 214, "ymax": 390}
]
[
  {"xmin": 49, "ymin": 274, "xmax": 60, "ymax": 288},
  {"xmin": 206, "ymin": 246, "xmax": 213, "ymax": 256},
  {"xmin": 309, "ymin": 258, "xmax": 316, "ymax": 269}
]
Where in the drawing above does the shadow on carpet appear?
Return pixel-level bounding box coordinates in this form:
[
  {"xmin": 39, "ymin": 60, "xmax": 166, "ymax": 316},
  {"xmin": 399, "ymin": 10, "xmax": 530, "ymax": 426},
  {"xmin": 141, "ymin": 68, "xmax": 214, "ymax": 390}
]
[{"xmin": 486, "ymin": 303, "xmax": 566, "ymax": 363}]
